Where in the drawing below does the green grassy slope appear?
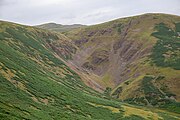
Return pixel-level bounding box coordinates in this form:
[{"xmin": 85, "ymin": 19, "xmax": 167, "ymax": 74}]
[
  {"xmin": 35, "ymin": 23, "xmax": 86, "ymax": 33},
  {"xmin": 112, "ymin": 19, "xmax": 180, "ymax": 113},
  {"xmin": 1, "ymin": 21, "xmax": 178, "ymax": 120},
  {"xmin": 64, "ymin": 13, "xmax": 180, "ymax": 113},
  {"xmin": 151, "ymin": 22, "xmax": 180, "ymax": 69}
]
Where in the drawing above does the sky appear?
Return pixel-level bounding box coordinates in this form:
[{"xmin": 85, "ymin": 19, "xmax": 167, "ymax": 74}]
[{"xmin": 0, "ymin": 0, "xmax": 180, "ymax": 25}]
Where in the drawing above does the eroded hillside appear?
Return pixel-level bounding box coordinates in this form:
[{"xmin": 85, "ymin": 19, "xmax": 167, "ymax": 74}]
[{"xmin": 64, "ymin": 13, "xmax": 180, "ymax": 112}]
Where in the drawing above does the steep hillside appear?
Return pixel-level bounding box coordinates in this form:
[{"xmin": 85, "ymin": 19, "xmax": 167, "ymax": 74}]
[
  {"xmin": 35, "ymin": 23, "xmax": 86, "ymax": 33},
  {"xmin": 1, "ymin": 20, "xmax": 178, "ymax": 120},
  {"xmin": 65, "ymin": 13, "xmax": 180, "ymax": 112}
]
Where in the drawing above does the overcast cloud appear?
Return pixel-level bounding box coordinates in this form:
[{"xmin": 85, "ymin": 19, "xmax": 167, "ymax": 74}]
[{"xmin": 0, "ymin": 0, "xmax": 180, "ymax": 25}]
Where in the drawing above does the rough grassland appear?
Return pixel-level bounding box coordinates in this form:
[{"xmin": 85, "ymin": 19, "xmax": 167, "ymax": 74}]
[{"xmin": 0, "ymin": 16, "xmax": 180, "ymax": 119}]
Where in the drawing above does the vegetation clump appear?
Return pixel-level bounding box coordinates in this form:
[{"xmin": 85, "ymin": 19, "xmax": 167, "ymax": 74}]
[{"xmin": 151, "ymin": 22, "xmax": 180, "ymax": 70}]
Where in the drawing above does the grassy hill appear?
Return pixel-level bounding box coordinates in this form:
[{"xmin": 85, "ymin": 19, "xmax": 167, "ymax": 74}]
[
  {"xmin": 35, "ymin": 23, "xmax": 86, "ymax": 33},
  {"xmin": 0, "ymin": 14, "xmax": 180, "ymax": 120},
  {"xmin": 1, "ymin": 20, "xmax": 179, "ymax": 120},
  {"xmin": 65, "ymin": 13, "xmax": 180, "ymax": 113}
]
